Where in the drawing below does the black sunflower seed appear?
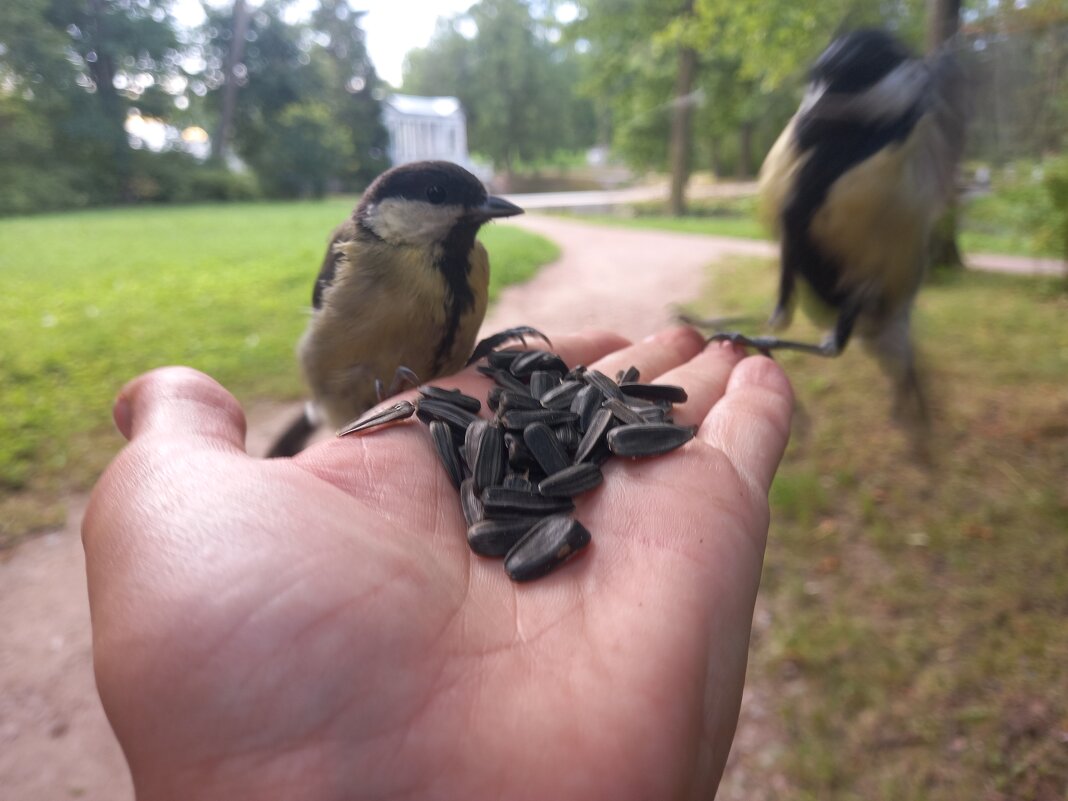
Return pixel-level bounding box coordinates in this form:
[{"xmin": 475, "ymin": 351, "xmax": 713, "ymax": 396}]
[
  {"xmin": 601, "ymin": 397, "xmax": 644, "ymax": 425},
  {"xmin": 460, "ymin": 477, "xmax": 484, "ymax": 525},
  {"xmin": 336, "ymin": 400, "xmax": 416, "ymax": 436},
  {"xmin": 510, "ymin": 350, "xmax": 569, "ymax": 378},
  {"xmin": 522, "ymin": 422, "xmax": 571, "ymax": 476},
  {"xmin": 467, "ymin": 517, "xmax": 541, "ymax": 558},
  {"xmin": 429, "ymin": 421, "xmax": 463, "ymax": 489},
  {"xmin": 606, "ymin": 423, "xmax": 695, "ymax": 458},
  {"xmin": 571, "ymin": 384, "xmax": 604, "ymax": 433},
  {"xmin": 574, "ymin": 407, "xmax": 615, "ymax": 464},
  {"xmin": 584, "ymin": 369, "xmax": 624, "ymax": 400},
  {"xmin": 464, "ymin": 419, "xmax": 489, "ymax": 469},
  {"xmin": 553, "ymin": 423, "xmax": 580, "ymax": 452},
  {"xmin": 487, "ymin": 368, "xmax": 531, "ymax": 395},
  {"xmin": 502, "ymin": 473, "xmax": 535, "ymax": 492},
  {"xmin": 620, "ymin": 382, "xmax": 689, "ymax": 404},
  {"xmin": 498, "ymin": 390, "xmax": 542, "ymax": 412},
  {"xmin": 637, "ymin": 406, "xmax": 670, "ymax": 424},
  {"xmin": 541, "ymin": 379, "xmax": 583, "ymax": 409},
  {"xmin": 481, "ymin": 486, "xmax": 575, "ymax": 516},
  {"xmin": 473, "ymin": 424, "xmax": 505, "ymax": 492},
  {"xmin": 486, "ymin": 385, "xmax": 504, "ymax": 412},
  {"xmin": 538, "ymin": 463, "xmax": 604, "ymax": 497},
  {"xmin": 419, "ymin": 385, "xmax": 482, "ymax": 414},
  {"xmin": 619, "ymin": 365, "xmax": 641, "ymax": 383},
  {"xmin": 504, "ymin": 432, "xmax": 536, "ymax": 472},
  {"xmin": 504, "ymin": 515, "xmax": 592, "ymax": 582},
  {"xmin": 486, "ymin": 349, "xmax": 527, "ymax": 369},
  {"xmin": 499, "ymin": 408, "xmax": 579, "ymax": 430},
  {"xmin": 564, "ymin": 364, "xmax": 587, "ymax": 382},
  {"xmin": 416, "ymin": 397, "xmax": 479, "ymax": 432},
  {"xmin": 529, "ymin": 370, "xmax": 561, "ymax": 399}
]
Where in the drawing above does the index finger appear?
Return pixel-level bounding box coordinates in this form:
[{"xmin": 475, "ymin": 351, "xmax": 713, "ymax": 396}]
[{"xmin": 698, "ymin": 355, "xmax": 794, "ymax": 496}]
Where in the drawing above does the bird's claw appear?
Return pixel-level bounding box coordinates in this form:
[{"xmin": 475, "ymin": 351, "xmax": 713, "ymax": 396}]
[{"xmin": 467, "ymin": 326, "xmax": 552, "ymax": 366}]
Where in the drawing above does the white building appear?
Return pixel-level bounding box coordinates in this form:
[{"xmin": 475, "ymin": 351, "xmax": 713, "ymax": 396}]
[{"xmin": 382, "ymin": 94, "xmax": 470, "ymax": 167}]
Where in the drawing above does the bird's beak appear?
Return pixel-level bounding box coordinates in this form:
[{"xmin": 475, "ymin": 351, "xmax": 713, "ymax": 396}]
[{"xmin": 472, "ymin": 195, "xmax": 524, "ymax": 221}]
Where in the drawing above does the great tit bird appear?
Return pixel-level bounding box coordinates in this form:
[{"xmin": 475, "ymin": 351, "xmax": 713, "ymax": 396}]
[
  {"xmin": 267, "ymin": 160, "xmax": 528, "ymax": 457},
  {"xmin": 698, "ymin": 29, "xmax": 966, "ymax": 420}
]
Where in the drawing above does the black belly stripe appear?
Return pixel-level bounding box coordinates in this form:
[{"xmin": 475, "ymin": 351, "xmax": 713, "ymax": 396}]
[
  {"xmin": 430, "ymin": 221, "xmax": 479, "ymax": 375},
  {"xmin": 782, "ymin": 103, "xmax": 924, "ymax": 309}
]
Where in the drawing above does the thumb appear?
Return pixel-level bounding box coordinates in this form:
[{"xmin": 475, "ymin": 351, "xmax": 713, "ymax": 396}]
[{"xmin": 113, "ymin": 366, "xmax": 247, "ymax": 453}]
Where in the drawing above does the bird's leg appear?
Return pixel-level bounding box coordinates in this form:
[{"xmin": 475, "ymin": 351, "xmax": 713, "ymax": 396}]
[
  {"xmin": 375, "ymin": 366, "xmax": 421, "ymax": 403},
  {"xmin": 709, "ymin": 305, "xmax": 859, "ymax": 358},
  {"xmin": 676, "ymin": 311, "xmax": 763, "ymax": 330},
  {"xmin": 467, "ymin": 326, "xmax": 552, "ymax": 366}
]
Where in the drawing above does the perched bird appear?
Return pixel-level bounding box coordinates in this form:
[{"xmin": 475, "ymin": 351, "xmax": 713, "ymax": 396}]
[
  {"xmin": 700, "ymin": 28, "xmax": 966, "ymax": 421},
  {"xmin": 267, "ymin": 161, "xmax": 533, "ymax": 457}
]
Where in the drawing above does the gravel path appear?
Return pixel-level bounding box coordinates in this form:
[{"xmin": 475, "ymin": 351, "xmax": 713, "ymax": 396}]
[{"xmin": 1, "ymin": 214, "xmax": 1059, "ymax": 800}]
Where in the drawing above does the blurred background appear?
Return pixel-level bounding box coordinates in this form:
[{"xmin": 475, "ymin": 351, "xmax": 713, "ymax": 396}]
[{"xmin": 1, "ymin": 1, "xmax": 1066, "ymax": 799}]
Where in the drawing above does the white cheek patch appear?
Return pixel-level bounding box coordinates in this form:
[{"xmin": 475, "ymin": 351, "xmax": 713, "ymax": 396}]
[{"xmin": 364, "ymin": 198, "xmax": 463, "ymax": 246}]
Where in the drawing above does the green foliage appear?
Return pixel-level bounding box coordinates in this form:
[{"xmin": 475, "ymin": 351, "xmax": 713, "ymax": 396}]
[
  {"xmin": 0, "ymin": 202, "xmax": 557, "ymax": 542},
  {"xmin": 255, "ymin": 102, "xmax": 353, "ymax": 198},
  {"xmin": 402, "ymin": 0, "xmax": 597, "ymax": 172},
  {"xmin": 961, "ymin": 163, "xmax": 1064, "ymax": 258},
  {"xmin": 1041, "ymin": 156, "xmax": 1068, "ymax": 263}
]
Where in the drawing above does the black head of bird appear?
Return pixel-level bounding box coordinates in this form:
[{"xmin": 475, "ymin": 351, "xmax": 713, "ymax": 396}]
[
  {"xmin": 266, "ymin": 160, "xmax": 531, "ymax": 458},
  {"xmin": 703, "ymin": 28, "xmax": 966, "ymax": 425}
]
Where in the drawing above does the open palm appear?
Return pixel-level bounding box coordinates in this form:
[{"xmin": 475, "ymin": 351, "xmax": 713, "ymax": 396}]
[{"xmin": 83, "ymin": 326, "xmax": 793, "ymax": 801}]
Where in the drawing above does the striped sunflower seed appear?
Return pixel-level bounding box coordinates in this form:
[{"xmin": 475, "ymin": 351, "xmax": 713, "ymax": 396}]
[
  {"xmin": 460, "ymin": 477, "xmax": 484, "ymax": 525},
  {"xmin": 541, "ymin": 379, "xmax": 583, "ymax": 409},
  {"xmin": 574, "ymin": 407, "xmax": 615, "ymax": 464},
  {"xmin": 620, "ymin": 382, "xmax": 689, "ymax": 404},
  {"xmin": 429, "ymin": 420, "xmax": 464, "ymax": 489},
  {"xmin": 601, "ymin": 397, "xmax": 644, "ymax": 426},
  {"xmin": 500, "ymin": 408, "xmax": 579, "ymax": 430},
  {"xmin": 504, "ymin": 515, "xmax": 592, "ymax": 582},
  {"xmin": 467, "ymin": 517, "xmax": 541, "ymax": 558},
  {"xmin": 502, "ymin": 474, "xmax": 536, "ymax": 492},
  {"xmin": 571, "ymin": 384, "xmax": 604, "ymax": 433},
  {"xmin": 606, "ymin": 423, "xmax": 695, "ymax": 458},
  {"xmin": 553, "ymin": 423, "xmax": 580, "ymax": 452},
  {"xmin": 522, "ymin": 422, "xmax": 571, "ymax": 476},
  {"xmin": 419, "ymin": 385, "xmax": 482, "ymax": 414},
  {"xmin": 464, "ymin": 419, "xmax": 489, "ymax": 470},
  {"xmin": 416, "ymin": 397, "xmax": 479, "ymax": 432},
  {"xmin": 510, "ymin": 350, "xmax": 569, "ymax": 378},
  {"xmin": 619, "ymin": 365, "xmax": 641, "ymax": 383},
  {"xmin": 473, "ymin": 424, "xmax": 505, "ymax": 492},
  {"xmin": 538, "ymin": 463, "xmax": 604, "ymax": 497},
  {"xmin": 529, "ymin": 370, "xmax": 561, "ymax": 399},
  {"xmin": 584, "ymin": 369, "xmax": 624, "ymax": 401},
  {"xmin": 481, "ymin": 486, "xmax": 575, "ymax": 516}
]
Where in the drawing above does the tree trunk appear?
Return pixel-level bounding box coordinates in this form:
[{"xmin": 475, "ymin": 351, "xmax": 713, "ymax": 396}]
[
  {"xmin": 87, "ymin": 0, "xmax": 131, "ymax": 199},
  {"xmin": 212, "ymin": 0, "xmax": 251, "ymax": 163},
  {"xmin": 926, "ymin": 0, "xmax": 965, "ymax": 270},
  {"xmin": 668, "ymin": 19, "xmax": 697, "ymax": 217},
  {"xmin": 709, "ymin": 135, "xmax": 723, "ymax": 179},
  {"xmin": 926, "ymin": 0, "xmax": 962, "ymax": 53}
]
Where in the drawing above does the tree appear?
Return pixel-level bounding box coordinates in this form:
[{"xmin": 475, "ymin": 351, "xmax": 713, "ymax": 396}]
[{"xmin": 403, "ymin": 0, "xmax": 597, "ymax": 175}]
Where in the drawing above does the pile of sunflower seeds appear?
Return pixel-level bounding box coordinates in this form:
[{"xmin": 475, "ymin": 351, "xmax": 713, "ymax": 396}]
[{"xmin": 339, "ymin": 348, "xmax": 695, "ymax": 582}]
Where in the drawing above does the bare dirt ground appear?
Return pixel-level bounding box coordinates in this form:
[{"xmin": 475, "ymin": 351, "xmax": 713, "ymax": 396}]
[{"xmin": 1, "ymin": 214, "xmax": 1060, "ymax": 800}]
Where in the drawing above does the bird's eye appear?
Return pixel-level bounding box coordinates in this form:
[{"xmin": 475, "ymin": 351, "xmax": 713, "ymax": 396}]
[{"xmin": 426, "ymin": 185, "xmax": 446, "ymax": 204}]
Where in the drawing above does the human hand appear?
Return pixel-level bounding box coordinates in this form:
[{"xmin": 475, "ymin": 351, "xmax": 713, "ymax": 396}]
[{"xmin": 83, "ymin": 326, "xmax": 793, "ymax": 801}]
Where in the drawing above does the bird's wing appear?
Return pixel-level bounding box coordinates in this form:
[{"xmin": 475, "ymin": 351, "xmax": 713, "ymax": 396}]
[
  {"xmin": 312, "ymin": 219, "xmax": 357, "ymax": 310},
  {"xmin": 913, "ymin": 43, "xmax": 969, "ymax": 204}
]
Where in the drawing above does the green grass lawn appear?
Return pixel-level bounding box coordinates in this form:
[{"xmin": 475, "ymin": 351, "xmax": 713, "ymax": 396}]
[
  {"xmin": 683, "ymin": 261, "xmax": 1068, "ymax": 799},
  {"xmin": 0, "ymin": 201, "xmax": 558, "ymax": 544},
  {"xmin": 562, "ymin": 193, "xmax": 1064, "ymax": 259}
]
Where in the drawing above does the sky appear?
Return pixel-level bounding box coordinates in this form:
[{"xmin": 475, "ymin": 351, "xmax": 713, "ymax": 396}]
[{"xmin": 172, "ymin": 0, "xmax": 478, "ymax": 87}]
